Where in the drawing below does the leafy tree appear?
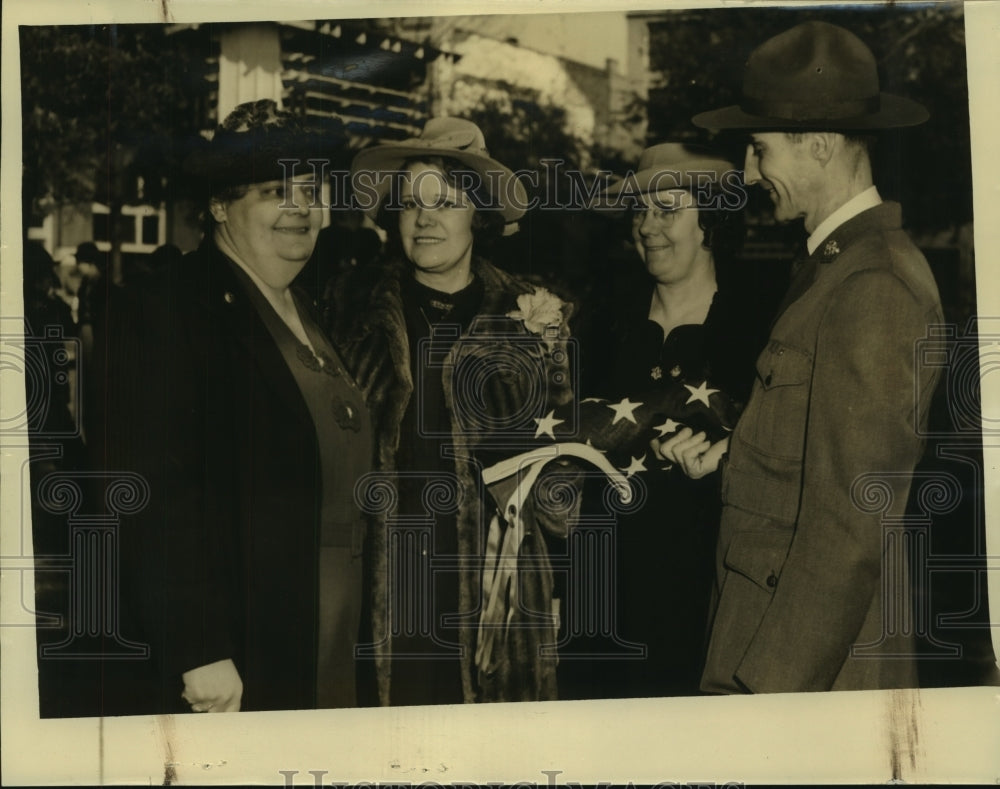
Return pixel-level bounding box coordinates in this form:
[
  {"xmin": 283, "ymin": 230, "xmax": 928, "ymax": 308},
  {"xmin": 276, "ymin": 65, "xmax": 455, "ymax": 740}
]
[
  {"xmin": 455, "ymin": 96, "xmax": 609, "ymax": 300},
  {"xmin": 20, "ymin": 24, "xmax": 210, "ymax": 273},
  {"xmin": 643, "ymin": 5, "xmax": 970, "ymax": 232}
]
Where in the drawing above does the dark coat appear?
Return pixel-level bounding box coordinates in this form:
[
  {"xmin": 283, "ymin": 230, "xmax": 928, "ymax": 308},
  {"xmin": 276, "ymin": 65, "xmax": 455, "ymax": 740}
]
[
  {"xmin": 560, "ymin": 270, "xmax": 769, "ymax": 700},
  {"xmin": 107, "ymin": 242, "xmax": 334, "ymax": 713},
  {"xmin": 328, "ymin": 256, "xmax": 575, "ymax": 704},
  {"xmin": 702, "ymin": 202, "xmax": 944, "ymax": 693}
]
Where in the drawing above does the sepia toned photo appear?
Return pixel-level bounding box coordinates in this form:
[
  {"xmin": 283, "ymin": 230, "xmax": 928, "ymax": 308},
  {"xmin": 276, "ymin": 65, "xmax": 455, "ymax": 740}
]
[{"xmin": 2, "ymin": 0, "xmax": 998, "ymax": 784}]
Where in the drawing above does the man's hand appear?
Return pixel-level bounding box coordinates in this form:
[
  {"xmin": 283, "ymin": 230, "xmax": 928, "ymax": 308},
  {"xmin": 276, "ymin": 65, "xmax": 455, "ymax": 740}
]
[
  {"xmin": 651, "ymin": 429, "xmax": 730, "ymax": 480},
  {"xmin": 181, "ymin": 658, "xmax": 243, "ymax": 712}
]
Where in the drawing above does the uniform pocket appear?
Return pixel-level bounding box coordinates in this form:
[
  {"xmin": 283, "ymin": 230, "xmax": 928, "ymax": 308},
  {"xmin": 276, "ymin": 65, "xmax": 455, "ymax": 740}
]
[
  {"xmin": 702, "ymin": 527, "xmax": 795, "ymax": 689},
  {"xmin": 741, "ymin": 340, "xmax": 813, "ymax": 461},
  {"xmin": 723, "ymin": 528, "xmax": 794, "ymax": 592}
]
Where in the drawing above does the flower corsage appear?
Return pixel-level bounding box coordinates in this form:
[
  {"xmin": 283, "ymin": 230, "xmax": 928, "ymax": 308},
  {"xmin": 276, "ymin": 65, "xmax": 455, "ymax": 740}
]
[{"xmin": 506, "ymin": 287, "xmax": 566, "ymax": 350}]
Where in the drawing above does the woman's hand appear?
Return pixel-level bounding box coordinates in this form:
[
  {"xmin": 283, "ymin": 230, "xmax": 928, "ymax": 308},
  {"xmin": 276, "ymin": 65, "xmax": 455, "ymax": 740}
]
[
  {"xmin": 651, "ymin": 428, "xmax": 729, "ymax": 480},
  {"xmin": 181, "ymin": 658, "xmax": 243, "ymax": 712}
]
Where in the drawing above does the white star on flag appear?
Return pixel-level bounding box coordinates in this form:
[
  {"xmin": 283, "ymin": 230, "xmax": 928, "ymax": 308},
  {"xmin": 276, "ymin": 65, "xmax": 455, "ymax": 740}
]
[
  {"xmin": 654, "ymin": 418, "xmax": 683, "ymax": 437},
  {"xmin": 620, "ymin": 454, "xmax": 647, "ymax": 477},
  {"xmin": 684, "ymin": 381, "xmax": 719, "ymax": 408},
  {"xmin": 533, "ymin": 410, "xmax": 565, "ymax": 439},
  {"xmin": 581, "ymin": 396, "xmax": 608, "ymax": 404},
  {"xmin": 607, "ymin": 397, "xmax": 643, "ymax": 425}
]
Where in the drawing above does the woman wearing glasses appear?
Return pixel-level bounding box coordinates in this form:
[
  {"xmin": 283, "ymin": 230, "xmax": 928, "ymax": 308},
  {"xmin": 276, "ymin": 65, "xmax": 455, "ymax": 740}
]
[{"xmin": 564, "ymin": 143, "xmax": 768, "ymax": 699}]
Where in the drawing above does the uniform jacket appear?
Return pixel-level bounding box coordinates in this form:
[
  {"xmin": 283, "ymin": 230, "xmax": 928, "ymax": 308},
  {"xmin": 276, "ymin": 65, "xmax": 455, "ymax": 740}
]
[
  {"xmin": 328, "ymin": 256, "xmax": 574, "ymax": 704},
  {"xmin": 107, "ymin": 242, "xmax": 336, "ymax": 713},
  {"xmin": 702, "ymin": 202, "xmax": 944, "ymax": 693}
]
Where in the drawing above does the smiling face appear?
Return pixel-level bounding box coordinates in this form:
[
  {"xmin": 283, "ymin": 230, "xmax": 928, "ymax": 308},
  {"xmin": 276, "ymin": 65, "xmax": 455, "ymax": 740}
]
[
  {"xmin": 744, "ymin": 132, "xmax": 818, "ymax": 226},
  {"xmin": 632, "ymin": 189, "xmax": 714, "ymax": 286},
  {"xmin": 398, "ymin": 162, "xmax": 476, "ymax": 285},
  {"xmin": 210, "ymin": 176, "xmax": 323, "ymax": 290}
]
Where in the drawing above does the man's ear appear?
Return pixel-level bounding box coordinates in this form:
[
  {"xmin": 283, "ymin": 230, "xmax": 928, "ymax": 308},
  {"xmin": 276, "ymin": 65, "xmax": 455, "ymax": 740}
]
[
  {"xmin": 209, "ymin": 199, "xmax": 227, "ymax": 224},
  {"xmin": 810, "ymin": 133, "xmax": 837, "ymax": 167}
]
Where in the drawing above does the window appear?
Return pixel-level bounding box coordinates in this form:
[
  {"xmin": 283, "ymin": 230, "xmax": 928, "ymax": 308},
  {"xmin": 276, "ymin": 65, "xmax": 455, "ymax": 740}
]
[{"xmin": 91, "ymin": 202, "xmax": 167, "ymax": 254}]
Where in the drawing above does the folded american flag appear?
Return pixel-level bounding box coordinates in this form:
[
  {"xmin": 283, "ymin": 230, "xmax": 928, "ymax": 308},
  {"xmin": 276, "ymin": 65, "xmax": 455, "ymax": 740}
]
[
  {"xmin": 475, "ymin": 378, "xmax": 736, "ymax": 682},
  {"xmin": 478, "ymin": 376, "xmax": 738, "ymax": 479}
]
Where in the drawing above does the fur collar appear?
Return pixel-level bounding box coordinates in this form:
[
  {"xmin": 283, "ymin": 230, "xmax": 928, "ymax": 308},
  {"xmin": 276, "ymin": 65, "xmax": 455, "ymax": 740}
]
[{"xmin": 332, "ymin": 255, "xmax": 534, "ymax": 341}]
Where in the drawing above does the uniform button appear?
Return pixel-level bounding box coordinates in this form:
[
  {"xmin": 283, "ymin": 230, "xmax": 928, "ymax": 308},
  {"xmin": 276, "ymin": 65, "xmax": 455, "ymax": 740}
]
[
  {"xmin": 224, "ymin": 291, "xmax": 235, "ymax": 304},
  {"xmin": 777, "ymin": 349, "xmax": 784, "ymax": 357},
  {"xmin": 766, "ymin": 573, "xmax": 778, "ymax": 588}
]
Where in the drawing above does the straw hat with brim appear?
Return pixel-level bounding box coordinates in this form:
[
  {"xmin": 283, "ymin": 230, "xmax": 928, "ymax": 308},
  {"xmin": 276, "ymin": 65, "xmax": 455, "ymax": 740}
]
[
  {"xmin": 693, "ymin": 21, "xmax": 928, "ymax": 131},
  {"xmin": 593, "ymin": 143, "xmax": 734, "ymax": 210},
  {"xmin": 350, "ymin": 117, "xmax": 528, "ymax": 223},
  {"xmin": 184, "ymin": 99, "xmax": 335, "ymax": 192}
]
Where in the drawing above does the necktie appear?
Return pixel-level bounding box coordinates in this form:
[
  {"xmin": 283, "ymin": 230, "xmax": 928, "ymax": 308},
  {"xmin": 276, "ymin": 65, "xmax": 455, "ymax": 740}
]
[{"xmin": 772, "ymin": 243, "xmax": 816, "ymax": 325}]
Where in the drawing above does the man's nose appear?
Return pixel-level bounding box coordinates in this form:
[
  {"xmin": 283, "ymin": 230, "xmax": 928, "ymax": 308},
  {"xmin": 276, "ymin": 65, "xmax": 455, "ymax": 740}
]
[{"xmin": 743, "ymin": 145, "xmax": 761, "ymax": 186}]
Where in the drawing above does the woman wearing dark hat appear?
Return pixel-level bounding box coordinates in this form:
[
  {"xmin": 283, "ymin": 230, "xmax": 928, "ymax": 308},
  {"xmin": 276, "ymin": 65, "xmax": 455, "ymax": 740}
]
[
  {"xmin": 561, "ymin": 143, "xmax": 770, "ymax": 699},
  {"xmin": 108, "ymin": 99, "xmax": 372, "ymax": 713},
  {"xmin": 327, "ymin": 117, "xmax": 574, "ymax": 705}
]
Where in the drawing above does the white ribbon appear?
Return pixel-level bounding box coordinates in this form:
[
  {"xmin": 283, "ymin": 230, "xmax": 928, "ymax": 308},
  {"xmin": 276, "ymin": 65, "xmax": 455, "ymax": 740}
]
[{"xmin": 475, "ymin": 443, "xmax": 632, "ymax": 676}]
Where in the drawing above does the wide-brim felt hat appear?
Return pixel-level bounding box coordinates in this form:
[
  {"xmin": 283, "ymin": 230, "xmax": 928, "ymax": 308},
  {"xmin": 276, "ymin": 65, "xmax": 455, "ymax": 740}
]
[
  {"xmin": 597, "ymin": 142, "xmax": 734, "ymax": 205},
  {"xmin": 184, "ymin": 99, "xmax": 335, "ymax": 191},
  {"xmin": 350, "ymin": 117, "xmax": 528, "ymax": 223},
  {"xmin": 693, "ymin": 21, "xmax": 929, "ymax": 131}
]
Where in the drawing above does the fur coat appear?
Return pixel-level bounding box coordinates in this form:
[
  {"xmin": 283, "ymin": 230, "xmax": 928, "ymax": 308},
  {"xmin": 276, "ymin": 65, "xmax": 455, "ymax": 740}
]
[{"xmin": 327, "ymin": 255, "xmax": 575, "ymax": 704}]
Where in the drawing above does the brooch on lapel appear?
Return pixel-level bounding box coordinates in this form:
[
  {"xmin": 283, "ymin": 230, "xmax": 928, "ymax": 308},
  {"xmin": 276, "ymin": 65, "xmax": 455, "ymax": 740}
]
[
  {"xmin": 823, "ymin": 239, "xmax": 841, "ymax": 259},
  {"xmin": 332, "ymin": 398, "xmax": 362, "ymax": 432},
  {"xmin": 297, "ymin": 345, "xmax": 341, "ymax": 378},
  {"xmin": 651, "ymin": 364, "xmax": 682, "ymax": 382}
]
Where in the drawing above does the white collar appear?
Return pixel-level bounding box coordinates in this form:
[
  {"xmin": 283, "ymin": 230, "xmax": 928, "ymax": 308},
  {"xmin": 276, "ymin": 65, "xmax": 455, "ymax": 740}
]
[{"xmin": 806, "ymin": 186, "xmax": 882, "ymax": 256}]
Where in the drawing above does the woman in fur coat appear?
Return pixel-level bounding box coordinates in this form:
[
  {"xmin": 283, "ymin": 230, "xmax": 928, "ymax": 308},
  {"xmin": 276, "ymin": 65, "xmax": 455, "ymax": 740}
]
[{"xmin": 327, "ymin": 118, "xmax": 574, "ymax": 706}]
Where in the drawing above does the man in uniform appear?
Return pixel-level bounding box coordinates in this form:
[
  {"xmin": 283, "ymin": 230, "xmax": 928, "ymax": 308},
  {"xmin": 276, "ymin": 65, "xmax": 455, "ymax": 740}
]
[{"xmin": 658, "ymin": 21, "xmax": 944, "ymax": 693}]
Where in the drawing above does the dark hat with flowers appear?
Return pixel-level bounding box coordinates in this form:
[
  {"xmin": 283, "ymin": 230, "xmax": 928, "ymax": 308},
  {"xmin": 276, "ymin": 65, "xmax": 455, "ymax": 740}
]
[{"xmin": 184, "ymin": 99, "xmax": 335, "ymax": 192}]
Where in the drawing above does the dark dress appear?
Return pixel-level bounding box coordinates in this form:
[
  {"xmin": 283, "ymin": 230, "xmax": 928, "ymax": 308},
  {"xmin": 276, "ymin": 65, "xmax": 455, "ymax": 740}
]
[
  {"xmin": 234, "ymin": 263, "xmax": 373, "ymax": 709},
  {"xmin": 388, "ymin": 275, "xmax": 485, "ymax": 706},
  {"xmin": 559, "ymin": 274, "xmax": 764, "ymax": 699},
  {"xmin": 104, "ymin": 241, "xmax": 372, "ymax": 714}
]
